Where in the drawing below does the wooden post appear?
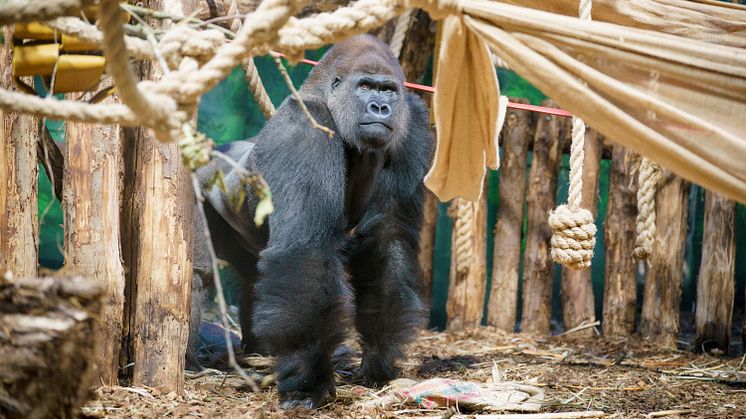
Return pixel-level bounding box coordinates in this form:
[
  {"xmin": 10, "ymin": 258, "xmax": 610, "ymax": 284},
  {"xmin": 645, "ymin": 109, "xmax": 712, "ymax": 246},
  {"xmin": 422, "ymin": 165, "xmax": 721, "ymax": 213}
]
[
  {"xmin": 560, "ymin": 128, "xmax": 601, "ymax": 335},
  {"xmin": 121, "ymin": 0, "xmax": 195, "ymax": 393},
  {"xmin": 639, "ymin": 171, "xmax": 690, "ymax": 349},
  {"xmin": 0, "ymin": 28, "xmax": 39, "ymax": 278},
  {"xmin": 62, "ymin": 84, "xmax": 126, "ymax": 385},
  {"xmin": 602, "ymin": 145, "xmax": 638, "ymax": 337},
  {"xmin": 419, "ymin": 191, "xmax": 438, "ymax": 299},
  {"xmin": 520, "ymin": 101, "xmax": 566, "ymax": 335},
  {"xmin": 446, "ymin": 187, "xmax": 488, "ymax": 330},
  {"xmin": 486, "ymin": 98, "xmax": 532, "ymax": 332},
  {"xmin": 694, "ymin": 192, "xmax": 736, "ymax": 353},
  {"xmin": 0, "ymin": 276, "xmax": 103, "ymax": 419}
]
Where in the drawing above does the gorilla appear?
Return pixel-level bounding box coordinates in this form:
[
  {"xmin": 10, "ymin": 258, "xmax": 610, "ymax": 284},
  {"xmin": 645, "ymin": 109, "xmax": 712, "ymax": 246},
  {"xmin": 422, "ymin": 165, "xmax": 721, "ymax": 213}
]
[{"xmin": 191, "ymin": 34, "xmax": 433, "ymax": 409}]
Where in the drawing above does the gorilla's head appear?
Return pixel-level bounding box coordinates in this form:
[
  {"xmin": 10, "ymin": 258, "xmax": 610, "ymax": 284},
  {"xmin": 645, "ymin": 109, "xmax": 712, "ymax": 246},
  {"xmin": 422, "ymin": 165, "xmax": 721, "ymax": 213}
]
[{"xmin": 301, "ymin": 35, "xmax": 411, "ymax": 152}]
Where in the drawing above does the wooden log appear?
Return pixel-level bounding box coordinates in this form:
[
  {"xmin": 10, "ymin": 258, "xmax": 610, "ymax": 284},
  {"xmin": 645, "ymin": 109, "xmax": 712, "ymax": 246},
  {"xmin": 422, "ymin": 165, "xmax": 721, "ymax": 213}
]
[
  {"xmin": 419, "ymin": 191, "xmax": 438, "ymax": 300},
  {"xmin": 694, "ymin": 192, "xmax": 736, "ymax": 354},
  {"xmin": 0, "ymin": 276, "xmax": 104, "ymax": 419},
  {"xmin": 520, "ymin": 101, "xmax": 566, "ymax": 335},
  {"xmin": 486, "ymin": 98, "xmax": 532, "ymax": 332},
  {"xmin": 560, "ymin": 128, "xmax": 601, "ymax": 335},
  {"xmin": 62, "ymin": 83, "xmax": 126, "ymax": 385},
  {"xmin": 446, "ymin": 187, "xmax": 488, "ymax": 330},
  {"xmin": 602, "ymin": 145, "xmax": 638, "ymax": 337},
  {"xmin": 0, "ymin": 28, "xmax": 38, "ymax": 279},
  {"xmin": 639, "ymin": 171, "xmax": 690, "ymax": 349},
  {"xmin": 121, "ymin": 0, "xmax": 195, "ymax": 393}
]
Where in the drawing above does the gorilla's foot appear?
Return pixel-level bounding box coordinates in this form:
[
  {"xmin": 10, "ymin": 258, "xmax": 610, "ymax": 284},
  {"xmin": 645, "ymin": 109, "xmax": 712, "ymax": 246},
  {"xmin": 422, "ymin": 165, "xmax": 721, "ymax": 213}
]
[{"xmin": 358, "ymin": 347, "xmax": 399, "ymax": 387}]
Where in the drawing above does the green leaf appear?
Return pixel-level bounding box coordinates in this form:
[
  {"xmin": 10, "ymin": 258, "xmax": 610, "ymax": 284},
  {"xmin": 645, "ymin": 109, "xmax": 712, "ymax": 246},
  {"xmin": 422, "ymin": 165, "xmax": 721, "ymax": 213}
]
[
  {"xmin": 253, "ymin": 193, "xmax": 274, "ymax": 227},
  {"xmin": 228, "ymin": 187, "xmax": 246, "ymax": 214},
  {"xmin": 207, "ymin": 169, "xmax": 228, "ymax": 193}
]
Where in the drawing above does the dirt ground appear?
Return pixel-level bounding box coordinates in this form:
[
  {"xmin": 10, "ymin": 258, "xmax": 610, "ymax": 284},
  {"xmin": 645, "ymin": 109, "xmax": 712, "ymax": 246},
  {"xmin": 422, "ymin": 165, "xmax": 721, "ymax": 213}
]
[{"xmin": 82, "ymin": 327, "xmax": 746, "ymax": 418}]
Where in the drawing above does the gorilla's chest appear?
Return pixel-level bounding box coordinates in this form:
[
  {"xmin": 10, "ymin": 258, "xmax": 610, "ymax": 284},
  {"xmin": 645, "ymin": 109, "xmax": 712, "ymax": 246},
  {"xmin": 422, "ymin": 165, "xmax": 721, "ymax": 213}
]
[{"xmin": 344, "ymin": 147, "xmax": 385, "ymax": 230}]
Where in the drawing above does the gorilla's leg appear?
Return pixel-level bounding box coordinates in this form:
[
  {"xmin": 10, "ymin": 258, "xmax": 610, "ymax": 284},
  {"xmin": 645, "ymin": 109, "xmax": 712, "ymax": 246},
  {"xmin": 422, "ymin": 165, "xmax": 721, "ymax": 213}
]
[
  {"xmin": 252, "ymin": 245, "xmax": 352, "ymax": 408},
  {"xmin": 349, "ymin": 237, "xmax": 427, "ymax": 386}
]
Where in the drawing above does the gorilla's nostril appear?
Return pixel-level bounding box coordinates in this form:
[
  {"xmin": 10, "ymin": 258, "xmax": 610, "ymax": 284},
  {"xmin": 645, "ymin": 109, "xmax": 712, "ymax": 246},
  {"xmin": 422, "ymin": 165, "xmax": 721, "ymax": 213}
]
[{"xmin": 367, "ymin": 101, "xmax": 391, "ymax": 118}]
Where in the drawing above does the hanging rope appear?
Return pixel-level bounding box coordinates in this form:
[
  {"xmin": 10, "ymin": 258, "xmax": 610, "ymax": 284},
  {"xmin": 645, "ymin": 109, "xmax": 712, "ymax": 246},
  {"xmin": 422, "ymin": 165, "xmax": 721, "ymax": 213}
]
[
  {"xmin": 389, "ymin": 9, "xmax": 413, "ymax": 58},
  {"xmin": 633, "ymin": 156, "xmax": 661, "ymax": 259},
  {"xmin": 450, "ymin": 198, "xmax": 474, "ymax": 275},
  {"xmin": 548, "ymin": 0, "xmax": 596, "ymax": 270}
]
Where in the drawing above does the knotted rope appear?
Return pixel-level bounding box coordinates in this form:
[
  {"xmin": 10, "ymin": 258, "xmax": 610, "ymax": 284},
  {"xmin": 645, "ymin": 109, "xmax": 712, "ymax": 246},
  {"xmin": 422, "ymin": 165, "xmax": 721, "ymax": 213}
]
[
  {"xmin": 0, "ymin": 0, "xmax": 92, "ymax": 26},
  {"xmin": 632, "ymin": 156, "xmax": 660, "ymax": 259},
  {"xmin": 450, "ymin": 198, "xmax": 475, "ymax": 275},
  {"xmin": 548, "ymin": 0, "xmax": 596, "ymax": 270}
]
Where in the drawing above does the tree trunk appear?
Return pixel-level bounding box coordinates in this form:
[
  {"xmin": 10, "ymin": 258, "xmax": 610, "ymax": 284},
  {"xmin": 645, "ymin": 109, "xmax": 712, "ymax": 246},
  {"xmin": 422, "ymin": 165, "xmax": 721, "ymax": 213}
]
[
  {"xmin": 639, "ymin": 171, "xmax": 690, "ymax": 349},
  {"xmin": 121, "ymin": 0, "xmax": 196, "ymax": 393},
  {"xmin": 62, "ymin": 83, "xmax": 126, "ymax": 385},
  {"xmin": 446, "ymin": 188, "xmax": 488, "ymax": 330},
  {"xmin": 560, "ymin": 128, "xmax": 601, "ymax": 335},
  {"xmin": 486, "ymin": 98, "xmax": 532, "ymax": 332},
  {"xmin": 694, "ymin": 192, "xmax": 736, "ymax": 354},
  {"xmin": 602, "ymin": 145, "xmax": 638, "ymax": 337},
  {"xmin": 419, "ymin": 191, "xmax": 438, "ymax": 301},
  {"xmin": 0, "ymin": 276, "xmax": 103, "ymax": 419},
  {"xmin": 520, "ymin": 101, "xmax": 566, "ymax": 335},
  {"xmin": 0, "ymin": 28, "xmax": 38, "ymax": 279}
]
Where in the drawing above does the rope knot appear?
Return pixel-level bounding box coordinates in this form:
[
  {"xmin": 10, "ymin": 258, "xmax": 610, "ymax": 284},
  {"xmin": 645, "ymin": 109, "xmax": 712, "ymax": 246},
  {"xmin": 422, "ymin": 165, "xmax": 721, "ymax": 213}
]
[
  {"xmin": 549, "ymin": 204, "xmax": 596, "ymax": 270},
  {"xmin": 159, "ymin": 25, "xmax": 226, "ymax": 69},
  {"xmin": 403, "ymin": 0, "xmax": 462, "ymax": 20}
]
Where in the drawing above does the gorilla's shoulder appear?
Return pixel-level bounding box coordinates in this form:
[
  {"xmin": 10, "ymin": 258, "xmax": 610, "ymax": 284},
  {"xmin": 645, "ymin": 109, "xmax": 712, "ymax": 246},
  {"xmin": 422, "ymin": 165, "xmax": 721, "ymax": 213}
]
[{"xmin": 397, "ymin": 92, "xmax": 433, "ymax": 170}]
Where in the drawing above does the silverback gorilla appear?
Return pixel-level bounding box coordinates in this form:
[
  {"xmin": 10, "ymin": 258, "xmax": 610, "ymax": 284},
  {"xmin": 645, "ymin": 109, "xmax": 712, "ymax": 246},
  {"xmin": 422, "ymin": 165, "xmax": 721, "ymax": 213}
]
[{"xmin": 190, "ymin": 35, "xmax": 433, "ymax": 409}]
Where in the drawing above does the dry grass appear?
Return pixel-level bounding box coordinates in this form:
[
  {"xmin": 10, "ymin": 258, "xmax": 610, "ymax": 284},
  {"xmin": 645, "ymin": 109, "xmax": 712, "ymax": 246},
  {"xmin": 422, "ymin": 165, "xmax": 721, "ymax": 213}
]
[{"xmin": 82, "ymin": 328, "xmax": 746, "ymax": 418}]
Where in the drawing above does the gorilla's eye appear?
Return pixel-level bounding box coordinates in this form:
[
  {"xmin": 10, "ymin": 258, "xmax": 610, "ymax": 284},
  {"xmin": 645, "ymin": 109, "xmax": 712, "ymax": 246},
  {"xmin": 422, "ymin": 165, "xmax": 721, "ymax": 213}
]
[
  {"xmin": 360, "ymin": 82, "xmax": 371, "ymax": 90},
  {"xmin": 332, "ymin": 76, "xmax": 341, "ymax": 89}
]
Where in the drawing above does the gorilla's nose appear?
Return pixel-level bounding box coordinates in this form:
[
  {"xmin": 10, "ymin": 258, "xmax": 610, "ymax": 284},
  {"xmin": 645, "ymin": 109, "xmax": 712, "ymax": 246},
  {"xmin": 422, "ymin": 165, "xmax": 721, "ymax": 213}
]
[{"xmin": 367, "ymin": 101, "xmax": 392, "ymax": 118}]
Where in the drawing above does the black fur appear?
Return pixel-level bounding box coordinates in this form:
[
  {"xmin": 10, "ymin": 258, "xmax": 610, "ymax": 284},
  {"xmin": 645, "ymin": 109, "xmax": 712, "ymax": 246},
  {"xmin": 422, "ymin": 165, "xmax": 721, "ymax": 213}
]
[{"xmin": 190, "ymin": 35, "xmax": 433, "ymax": 408}]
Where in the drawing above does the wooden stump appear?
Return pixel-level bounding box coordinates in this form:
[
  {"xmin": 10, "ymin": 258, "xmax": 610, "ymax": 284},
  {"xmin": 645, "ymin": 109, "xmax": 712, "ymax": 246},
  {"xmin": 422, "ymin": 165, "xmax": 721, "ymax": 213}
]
[
  {"xmin": 0, "ymin": 276, "xmax": 103, "ymax": 419},
  {"xmin": 520, "ymin": 101, "xmax": 566, "ymax": 335},
  {"xmin": 694, "ymin": 192, "xmax": 736, "ymax": 354},
  {"xmin": 419, "ymin": 191, "xmax": 438, "ymax": 300},
  {"xmin": 639, "ymin": 171, "xmax": 690, "ymax": 349},
  {"xmin": 0, "ymin": 27, "xmax": 39, "ymax": 278},
  {"xmin": 602, "ymin": 145, "xmax": 638, "ymax": 337},
  {"xmin": 63, "ymin": 83, "xmax": 126, "ymax": 385},
  {"xmin": 560, "ymin": 128, "xmax": 601, "ymax": 335},
  {"xmin": 446, "ymin": 190, "xmax": 488, "ymax": 330},
  {"xmin": 486, "ymin": 98, "xmax": 532, "ymax": 332}
]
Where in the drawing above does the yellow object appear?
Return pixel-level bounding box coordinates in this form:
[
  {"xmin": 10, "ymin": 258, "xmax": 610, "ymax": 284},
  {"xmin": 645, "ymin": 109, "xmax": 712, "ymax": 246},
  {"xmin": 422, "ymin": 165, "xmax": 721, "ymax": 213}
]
[
  {"xmin": 14, "ymin": 22, "xmax": 56, "ymax": 40},
  {"xmin": 53, "ymin": 55, "xmax": 105, "ymax": 93},
  {"xmin": 61, "ymin": 34, "xmax": 100, "ymax": 52},
  {"xmin": 12, "ymin": 44, "xmax": 60, "ymax": 76}
]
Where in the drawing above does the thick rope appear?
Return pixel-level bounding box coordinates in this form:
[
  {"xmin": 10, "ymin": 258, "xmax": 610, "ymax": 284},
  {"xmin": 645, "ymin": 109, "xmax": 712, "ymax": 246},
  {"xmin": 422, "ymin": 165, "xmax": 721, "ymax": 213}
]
[
  {"xmin": 548, "ymin": 0, "xmax": 596, "ymax": 270},
  {"xmin": 389, "ymin": 9, "xmax": 413, "ymax": 58},
  {"xmin": 244, "ymin": 58, "xmax": 276, "ymax": 118},
  {"xmin": 47, "ymin": 17, "xmax": 155, "ymax": 60},
  {"xmin": 0, "ymin": 0, "xmax": 91, "ymax": 26},
  {"xmin": 633, "ymin": 157, "xmax": 660, "ymax": 259},
  {"xmin": 451, "ymin": 198, "xmax": 474, "ymax": 275}
]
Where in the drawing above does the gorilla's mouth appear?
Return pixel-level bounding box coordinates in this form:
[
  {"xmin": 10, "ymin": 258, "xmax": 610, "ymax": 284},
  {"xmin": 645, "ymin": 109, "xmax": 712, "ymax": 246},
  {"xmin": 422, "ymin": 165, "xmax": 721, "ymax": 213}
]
[{"xmin": 359, "ymin": 121, "xmax": 393, "ymax": 131}]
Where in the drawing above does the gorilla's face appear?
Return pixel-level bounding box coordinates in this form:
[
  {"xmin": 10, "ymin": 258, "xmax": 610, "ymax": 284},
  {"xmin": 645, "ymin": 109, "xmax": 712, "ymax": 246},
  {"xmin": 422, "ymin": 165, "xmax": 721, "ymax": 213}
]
[{"xmin": 303, "ymin": 35, "xmax": 410, "ymax": 153}]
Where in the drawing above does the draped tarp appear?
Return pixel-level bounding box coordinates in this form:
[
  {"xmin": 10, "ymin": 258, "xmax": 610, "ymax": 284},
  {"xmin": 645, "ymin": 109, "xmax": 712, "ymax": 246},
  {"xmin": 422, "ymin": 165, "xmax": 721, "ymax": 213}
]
[{"xmin": 408, "ymin": 0, "xmax": 746, "ymax": 205}]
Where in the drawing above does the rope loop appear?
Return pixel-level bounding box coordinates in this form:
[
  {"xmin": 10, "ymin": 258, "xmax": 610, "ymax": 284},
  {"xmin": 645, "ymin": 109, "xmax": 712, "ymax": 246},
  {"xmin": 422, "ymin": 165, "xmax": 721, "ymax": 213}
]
[
  {"xmin": 632, "ymin": 156, "xmax": 660, "ymax": 259},
  {"xmin": 549, "ymin": 204, "xmax": 597, "ymax": 270}
]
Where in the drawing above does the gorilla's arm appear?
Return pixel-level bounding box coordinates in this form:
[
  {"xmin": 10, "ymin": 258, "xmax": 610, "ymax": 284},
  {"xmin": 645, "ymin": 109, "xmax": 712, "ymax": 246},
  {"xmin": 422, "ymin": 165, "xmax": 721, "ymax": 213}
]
[
  {"xmin": 250, "ymin": 97, "xmax": 352, "ymax": 407},
  {"xmin": 348, "ymin": 93, "xmax": 433, "ymax": 384}
]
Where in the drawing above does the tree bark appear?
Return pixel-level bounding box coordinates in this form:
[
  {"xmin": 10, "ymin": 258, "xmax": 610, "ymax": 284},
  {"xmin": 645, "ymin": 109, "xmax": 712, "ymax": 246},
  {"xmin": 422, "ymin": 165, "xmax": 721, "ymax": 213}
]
[
  {"xmin": 602, "ymin": 145, "xmax": 638, "ymax": 337},
  {"xmin": 520, "ymin": 101, "xmax": 566, "ymax": 335},
  {"xmin": 486, "ymin": 98, "xmax": 532, "ymax": 332},
  {"xmin": 694, "ymin": 192, "xmax": 736, "ymax": 354},
  {"xmin": 446, "ymin": 187, "xmax": 488, "ymax": 331},
  {"xmin": 639, "ymin": 171, "xmax": 690, "ymax": 349},
  {"xmin": 560, "ymin": 128, "xmax": 601, "ymax": 335},
  {"xmin": 0, "ymin": 276, "xmax": 103, "ymax": 419},
  {"xmin": 419, "ymin": 191, "xmax": 438, "ymax": 301},
  {"xmin": 0, "ymin": 28, "xmax": 39, "ymax": 279},
  {"xmin": 62, "ymin": 83, "xmax": 126, "ymax": 385},
  {"xmin": 121, "ymin": 0, "xmax": 196, "ymax": 393}
]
